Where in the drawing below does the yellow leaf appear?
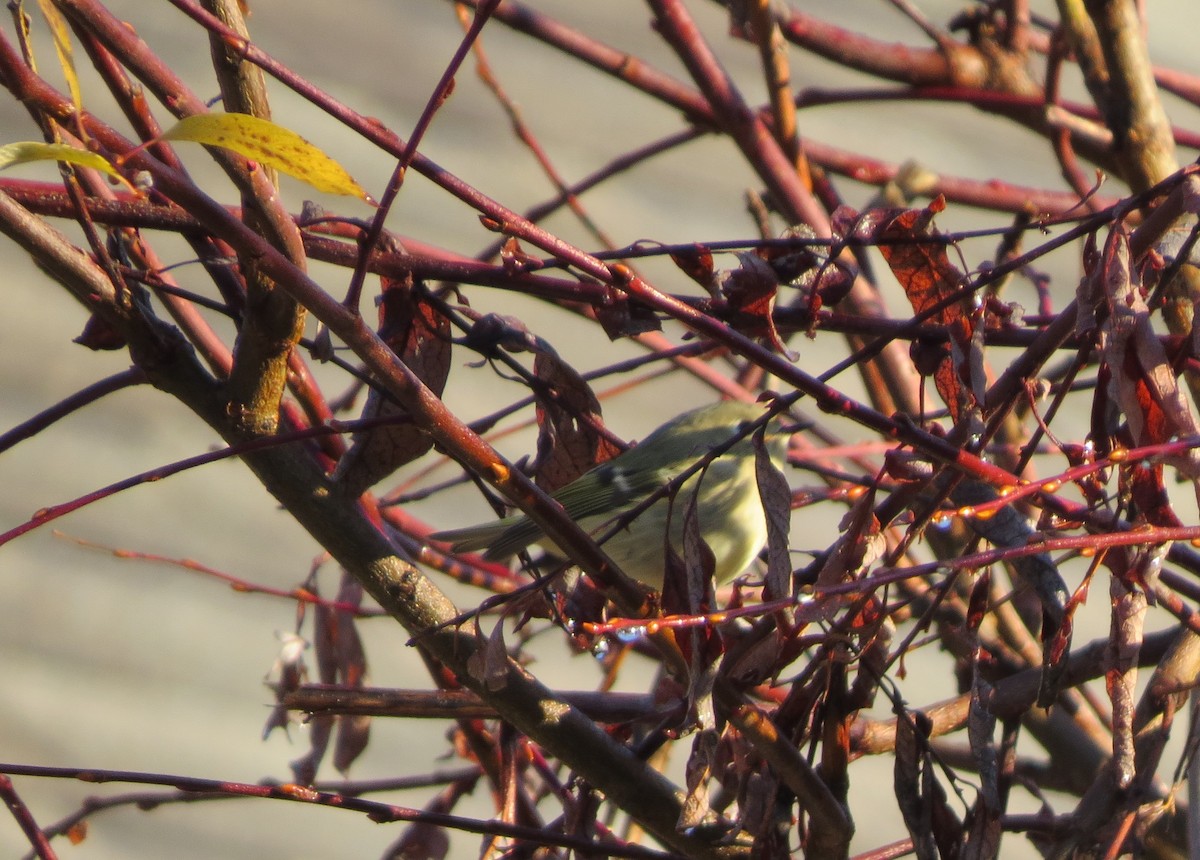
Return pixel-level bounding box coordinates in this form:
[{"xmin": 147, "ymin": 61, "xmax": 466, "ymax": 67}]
[
  {"xmin": 162, "ymin": 113, "xmax": 373, "ymax": 202},
  {"xmin": 0, "ymin": 141, "xmax": 125, "ymax": 182},
  {"xmin": 36, "ymin": 0, "xmax": 83, "ymax": 117}
]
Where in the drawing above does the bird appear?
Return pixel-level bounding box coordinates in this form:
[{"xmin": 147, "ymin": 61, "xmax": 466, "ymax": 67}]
[{"xmin": 431, "ymin": 400, "xmax": 790, "ymax": 589}]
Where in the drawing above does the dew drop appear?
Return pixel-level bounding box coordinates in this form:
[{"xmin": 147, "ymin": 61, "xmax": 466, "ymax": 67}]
[{"xmin": 615, "ymin": 625, "xmax": 647, "ymax": 644}]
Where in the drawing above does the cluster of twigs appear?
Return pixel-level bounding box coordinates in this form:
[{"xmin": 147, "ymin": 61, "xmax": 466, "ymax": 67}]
[{"xmin": 3, "ymin": 1, "xmax": 1200, "ymax": 858}]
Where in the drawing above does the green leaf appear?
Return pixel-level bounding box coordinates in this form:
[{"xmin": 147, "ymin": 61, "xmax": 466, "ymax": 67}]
[
  {"xmin": 162, "ymin": 113, "xmax": 372, "ymax": 202},
  {"xmin": 0, "ymin": 141, "xmax": 123, "ymax": 181},
  {"xmin": 36, "ymin": 0, "xmax": 83, "ymax": 115}
]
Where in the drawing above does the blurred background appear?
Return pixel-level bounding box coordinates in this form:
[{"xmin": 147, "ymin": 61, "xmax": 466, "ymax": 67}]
[{"xmin": 0, "ymin": 1, "xmax": 1197, "ymax": 856}]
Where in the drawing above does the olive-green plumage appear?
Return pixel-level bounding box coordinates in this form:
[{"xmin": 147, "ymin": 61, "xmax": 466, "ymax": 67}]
[{"xmin": 432, "ymin": 400, "xmax": 789, "ymax": 588}]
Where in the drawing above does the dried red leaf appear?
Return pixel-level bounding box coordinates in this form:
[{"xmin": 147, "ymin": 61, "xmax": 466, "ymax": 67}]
[
  {"xmin": 756, "ymin": 432, "xmax": 792, "ymax": 601},
  {"xmin": 816, "ymin": 486, "xmax": 882, "ymax": 590},
  {"xmin": 290, "ymin": 713, "xmax": 332, "ymax": 786},
  {"xmin": 684, "ymin": 487, "xmax": 714, "ymax": 609},
  {"xmin": 966, "ymin": 568, "xmax": 991, "ymax": 632},
  {"xmin": 967, "ymin": 681, "xmax": 998, "ymax": 808},
  {"xmin": 384, "ymin": 782, "xmax": 466, "ymax": 860},
  {"xmin": 847, "ymin": 630, "xmax": 888, "ymax": 712},
  {"xmin": 333, "ymin": 274, "xmax": 451, "ymax": 496},
  {"xmin": 658, "ymin": 497, "xmax": 718, "ymax": 663},
  {"xmin": 1106, "ymin": 574, "xmax": 1146, "ymax": 789},
  {"xmin": 532, "ymin": 351, "xmax": 621, "ymax": 492},
  {"xmin": 856, "ymin": 197, "xmax": 981, "ymax": 420},
  {"xmin": 893, "ymin": 711, "xmax": 928, "ymax": 854},
  {"xmin": 332, "ymin": 578, "xmax": 370, "ymax": 774},
  {"xmin": 820, "ymin": 660, "xmax": 851, "ymax": 807},
  {"xmin": 1075, "ymin": 231, "xmax": 1103, "ymax": 337},
  {"xmin": 333, "ymin": 713, "xmax": 372, "ymax": 776},
  {"xmin": 300, "ymin": 575, "xmax": 372, "ymax": 777},
  {"xmin": 388, "ymin": 820, "xmax": 451, "ymax": 858},
  {"xmin": 721, "ymin": 626, "xmax": 786, "ymax": 686},
  {"xmin": 669, "ymin": 244, "xmax": 715, "ymax": 287},
  {"xmin": 387, "ymin": 821, "xmax": 450, "ymax": 860},
  {"xmin": 964, "ymin": 678, "xmax": 1004, "ymax": 860},
  {"xmin": 743, "ymin": 771, "xmax": 783, "ymax": 852},
  {"xmin": 1128, "ymin": 461, "xmax": 1183, "ymax": 530},
  {"xmin": 715, "ymin": 252, "xmax": 789, "ymax": 354},
  {"xmin": 1097, "ymin": 226, "xmax": 1200, "ymax": 504},
  {"xmin": 929, "ymin": 774, "xmax": 964, "ymax": 860},
  {"xmin": 313, "ymin": 603, "xmax": 339, "ymax": 686},
  {"xmin": 593, "ymin": 290, "xmax": 662, "ymax": 339},
  {"xmin": 336, "ymin": 620, "xmax": 368, "ymax": 688},
  {"xmin": 1038, "ymin": 609, "xmax": 1074, "ymax": 708},
  {"xmin": 678, "ymin": 728, "xmax": 719, "ymax": 830},
  {"xmin": 895, "ymin": 709, "xmax": 960, "ymax": 860},
  {"xmin": 73, "ymin": 313, "xmax": 126, "ymax": 350}
]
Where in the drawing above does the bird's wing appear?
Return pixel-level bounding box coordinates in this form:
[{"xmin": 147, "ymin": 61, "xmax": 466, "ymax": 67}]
[
  {"xmin": 550, "ymin": 457, "xmax": 671, "ymax": 520},
  {"xmin": 483, "ymin": 457, "xmax": 674, "ymax": 560},
  {"xmin": 431, "ymin": 517, "xmax": 521, "ymax": 554}
]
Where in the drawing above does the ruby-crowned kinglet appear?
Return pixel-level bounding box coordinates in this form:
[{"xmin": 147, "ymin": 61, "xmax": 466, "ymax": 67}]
[{"xmin": 432, "ymin": 400, "xmax": 790, "ymax": 589}]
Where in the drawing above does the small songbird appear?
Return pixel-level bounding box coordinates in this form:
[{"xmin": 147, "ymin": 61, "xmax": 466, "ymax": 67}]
[{"xmin": 432, "ymin": 400, "xmax": 790, "ymax": 589}]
